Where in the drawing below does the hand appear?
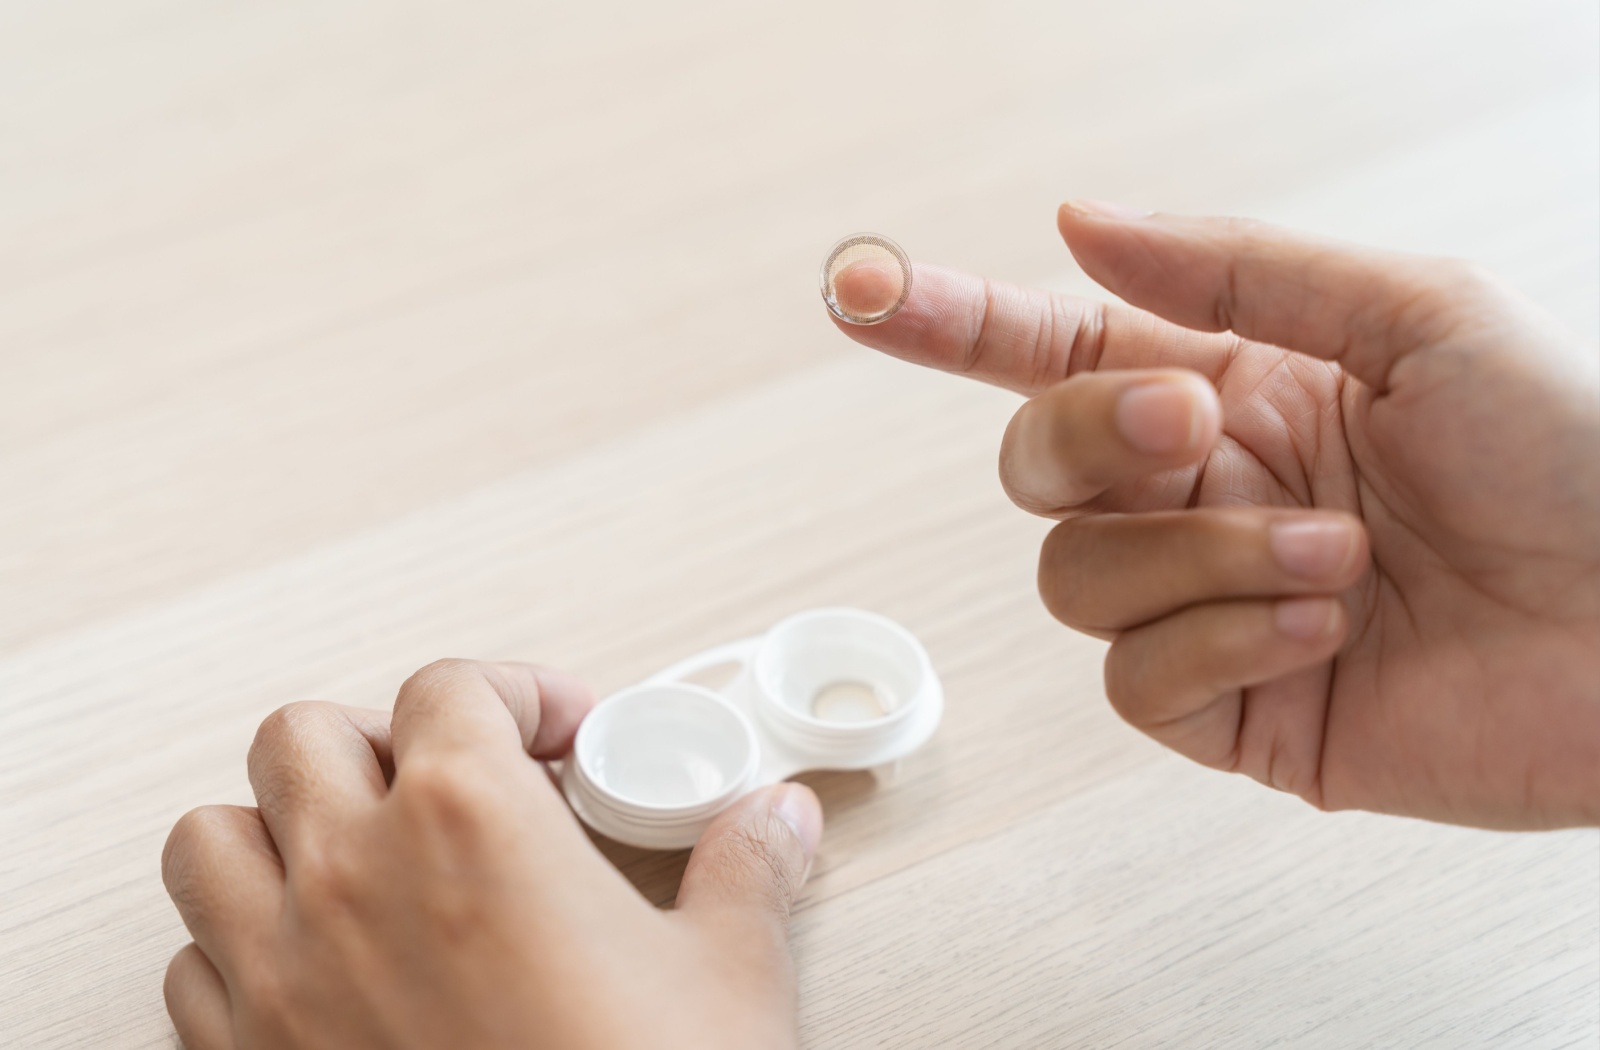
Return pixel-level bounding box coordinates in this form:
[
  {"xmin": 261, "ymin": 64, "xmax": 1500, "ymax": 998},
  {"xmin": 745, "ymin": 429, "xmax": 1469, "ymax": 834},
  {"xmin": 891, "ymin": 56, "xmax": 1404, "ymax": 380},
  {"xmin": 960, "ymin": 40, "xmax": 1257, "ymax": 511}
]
[
  {"xmin": 830, "ymin": 202, "xmax": 1600, "ymax": 829},
  {"xmin": 161, "ymin": 660, "xmax": 823, "ymax": 1049}
]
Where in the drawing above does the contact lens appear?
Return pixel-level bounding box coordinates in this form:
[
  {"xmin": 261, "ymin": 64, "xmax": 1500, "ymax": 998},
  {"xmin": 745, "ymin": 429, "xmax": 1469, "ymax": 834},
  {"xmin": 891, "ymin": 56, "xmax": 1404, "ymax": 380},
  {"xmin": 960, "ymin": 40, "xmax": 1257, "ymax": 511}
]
[
  {"xmin": 811, "ymin": 680, "xmax": 892, "ymax": 723},
  {"xmin": 820, "ymin": 233, "xmax": 912, "ymax": 325}
]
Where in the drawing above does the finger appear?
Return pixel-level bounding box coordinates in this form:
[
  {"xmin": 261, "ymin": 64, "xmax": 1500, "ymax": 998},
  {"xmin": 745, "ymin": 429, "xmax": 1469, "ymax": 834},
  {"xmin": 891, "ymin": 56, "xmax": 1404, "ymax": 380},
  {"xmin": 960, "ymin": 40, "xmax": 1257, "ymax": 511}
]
[
  {"xmin": 1103, "ymin": 597, "xmax": 1348, "ymax": 768},
  {"xmin": 161, "ymin": 806, "xmax": 284, "ymax": 986},
  {"xmin": 828, "ymin": 261, "xmax": 1238, "ymax": 396},
  {"xmin": 247, "ymin": 702, "xmax": 391, "ymax": 864},
  {"xmin": 1000, "ymin": 369, "xmax": 1221, "ymax": 514},
  {"xmin": 1057, "ymin": 201, "xmax": 1495, "ymax": 389},
  {"xmin": 1039, "ymin": 509, "xmax": 1369, "ymax": 633},
  {"xmin": 831, "ymin": 256, "xmax": 906, "ymax": 321},
  {"xmin": 674, "ymin": 783, "xmax": 822, "ymax": 962},
  {"xmin": 389, "ymin": 659, "xmax": 595, "ymax": 768},
  {"xmin": 164, "ymin": 943, "xmax": 235, "ymax": 1050}
]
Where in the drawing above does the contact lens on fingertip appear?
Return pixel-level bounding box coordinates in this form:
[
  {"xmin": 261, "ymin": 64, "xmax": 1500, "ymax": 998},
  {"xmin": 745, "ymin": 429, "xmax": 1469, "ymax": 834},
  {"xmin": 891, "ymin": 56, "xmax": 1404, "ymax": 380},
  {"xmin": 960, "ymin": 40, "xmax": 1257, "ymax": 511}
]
[{"xmin": 820, "ymin": 233, "xmax": 911, "ymax": 325}]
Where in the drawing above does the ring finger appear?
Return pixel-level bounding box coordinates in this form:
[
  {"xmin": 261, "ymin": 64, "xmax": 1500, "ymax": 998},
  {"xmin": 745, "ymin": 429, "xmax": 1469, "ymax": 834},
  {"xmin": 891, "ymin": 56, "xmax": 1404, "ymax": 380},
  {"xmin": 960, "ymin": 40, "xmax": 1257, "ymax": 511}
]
[
  {"xmin": 1038, "ymin": 507, "xmax": 1369, "ymax": 635},
  {"xmin": 245, "ymin": 702, "xmax": 392, "ymax": 865}
]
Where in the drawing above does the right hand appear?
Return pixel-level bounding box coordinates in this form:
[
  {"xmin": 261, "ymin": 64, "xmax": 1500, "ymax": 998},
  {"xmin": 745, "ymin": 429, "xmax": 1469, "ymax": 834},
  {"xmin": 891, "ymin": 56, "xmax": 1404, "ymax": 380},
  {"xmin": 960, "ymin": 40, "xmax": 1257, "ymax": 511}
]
[{"xmin": 830, "ymin": 201, "xmax": 1600, "ymax": 830}]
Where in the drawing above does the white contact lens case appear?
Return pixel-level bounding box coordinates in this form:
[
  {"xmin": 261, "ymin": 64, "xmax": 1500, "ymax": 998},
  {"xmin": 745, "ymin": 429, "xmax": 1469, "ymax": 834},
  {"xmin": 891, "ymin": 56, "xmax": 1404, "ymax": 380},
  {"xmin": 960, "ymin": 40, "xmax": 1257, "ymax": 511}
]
[{"xmin": 562, "ymin": 608, "xmax": 942, "ymax": 850}]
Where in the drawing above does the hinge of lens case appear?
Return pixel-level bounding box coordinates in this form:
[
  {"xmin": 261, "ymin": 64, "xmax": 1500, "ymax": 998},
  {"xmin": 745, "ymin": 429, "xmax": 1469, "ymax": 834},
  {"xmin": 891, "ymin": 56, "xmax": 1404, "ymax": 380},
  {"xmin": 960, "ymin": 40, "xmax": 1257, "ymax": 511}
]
[{"xmin": 561, "ymin": 607, "xmax": 943, "ymax": 850}]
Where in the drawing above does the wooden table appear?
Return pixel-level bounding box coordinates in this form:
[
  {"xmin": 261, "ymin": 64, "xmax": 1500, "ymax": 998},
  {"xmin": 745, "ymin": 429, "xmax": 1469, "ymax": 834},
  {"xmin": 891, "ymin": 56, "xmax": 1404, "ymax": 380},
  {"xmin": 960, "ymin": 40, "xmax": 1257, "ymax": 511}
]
[{"xmin": 3, "ymin": 1, "xmax": 1597, "ymax": 1045}]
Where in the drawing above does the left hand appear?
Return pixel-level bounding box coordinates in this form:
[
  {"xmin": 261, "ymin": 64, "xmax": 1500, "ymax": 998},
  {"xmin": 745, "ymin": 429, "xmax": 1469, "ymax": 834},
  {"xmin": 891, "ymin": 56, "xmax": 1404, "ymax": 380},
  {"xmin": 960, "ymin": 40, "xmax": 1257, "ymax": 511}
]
[{"xmin": 161, "ymin": 659, "xmax": 823, "ymax": 1050}]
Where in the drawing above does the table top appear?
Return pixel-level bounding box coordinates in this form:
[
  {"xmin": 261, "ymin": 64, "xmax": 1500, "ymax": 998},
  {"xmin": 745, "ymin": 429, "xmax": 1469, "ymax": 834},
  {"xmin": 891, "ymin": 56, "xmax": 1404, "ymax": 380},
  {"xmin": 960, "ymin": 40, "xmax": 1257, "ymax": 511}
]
[{"xmin": 3, "ymin": 2, "xmax": 1597, "ymax": 1046}]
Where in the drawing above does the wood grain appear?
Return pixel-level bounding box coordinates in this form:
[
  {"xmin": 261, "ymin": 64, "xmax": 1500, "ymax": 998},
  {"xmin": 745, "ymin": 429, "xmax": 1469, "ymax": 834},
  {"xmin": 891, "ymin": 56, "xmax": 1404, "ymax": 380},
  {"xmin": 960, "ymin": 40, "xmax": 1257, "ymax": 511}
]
[{"xmin": 2, "ymin": 1, "xmax": 1596, "ymax": 1046}]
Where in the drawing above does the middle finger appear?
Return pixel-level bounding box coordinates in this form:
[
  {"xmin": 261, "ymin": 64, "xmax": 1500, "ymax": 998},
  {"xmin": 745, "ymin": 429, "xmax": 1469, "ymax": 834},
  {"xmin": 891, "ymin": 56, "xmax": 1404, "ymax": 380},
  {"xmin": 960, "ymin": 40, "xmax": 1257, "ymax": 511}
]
[
  {"xmin": 246, "ymin": 702, "xmax": 392, "ymax": 865},
  {"xmin": 1000, "ymin": 369, "xmax": 1222, "ymax": 516}
]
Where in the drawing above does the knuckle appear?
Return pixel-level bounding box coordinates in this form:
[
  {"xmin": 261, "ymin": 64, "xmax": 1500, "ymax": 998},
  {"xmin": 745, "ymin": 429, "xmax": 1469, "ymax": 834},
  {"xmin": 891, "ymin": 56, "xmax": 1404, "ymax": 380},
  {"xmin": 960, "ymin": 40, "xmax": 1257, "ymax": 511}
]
[
  {"xmin": 161, "ymin": 806, "xmax": 228, "ymax": 902},
  {"xmin": 248, "ymin": 702, "xmax": 338, "ymax": 814},
  {"xmin": 1022, "ymin": 294, "xmax": 1080, "ymax": 389},
  {"xmin": 252, "ymin": 700, "xmax": 335, "ymax": 749},
  {"xmin": 399, "ymin": 658, "xmax": 481, "ymax": 703},
  {"xmin": 1062, "ymin": 298, "xmax": 1109, "ymax": 375},
  {"xmin": 964, "ymin": 278, "xmax": 1005, "ymax": 375},
  {"xmin": 248, "ymin": 701, "xmax": 339, "ymax": 772},
  {"xmin": 705, "ymin": 824, "xmax": 796, "ymax": 914},
  {"xmin": 1390, "ymin": 257, "xmax": 1502, "ymax": 337},
  {"xmin": 970, "ymin": 281, "xmax": 1088, "ymax": 391}
]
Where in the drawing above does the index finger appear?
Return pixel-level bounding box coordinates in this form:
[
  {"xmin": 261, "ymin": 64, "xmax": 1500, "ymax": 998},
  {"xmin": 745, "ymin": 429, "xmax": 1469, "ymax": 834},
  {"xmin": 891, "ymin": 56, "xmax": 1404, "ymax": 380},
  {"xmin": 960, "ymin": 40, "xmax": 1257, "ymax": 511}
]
[
  {"xmin": 829, "ymin": 262, "xmax": 1237, "ymax": 396},
  {"xmin": 388, "ymin": 659, "xmax": 595, "ymax": 769}
]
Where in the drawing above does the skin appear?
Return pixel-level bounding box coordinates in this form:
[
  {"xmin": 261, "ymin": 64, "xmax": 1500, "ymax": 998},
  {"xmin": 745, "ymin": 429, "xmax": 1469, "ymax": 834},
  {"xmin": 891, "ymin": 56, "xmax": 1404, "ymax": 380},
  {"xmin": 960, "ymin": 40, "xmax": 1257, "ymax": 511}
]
[
  {"xmin": 833, "ymin": 200, "xmax": 1600, "ymax": 830},
  {"xmin": 830, "ymin": 256, "xmax": 904, "ymax": 323},
  {"xmin": 162, "ymin": 202, "xmax": 1599, "ymax": 1047},
  {"xmin": 162, "ymin": 660, "xmax": 822, "ymax": 1049}
]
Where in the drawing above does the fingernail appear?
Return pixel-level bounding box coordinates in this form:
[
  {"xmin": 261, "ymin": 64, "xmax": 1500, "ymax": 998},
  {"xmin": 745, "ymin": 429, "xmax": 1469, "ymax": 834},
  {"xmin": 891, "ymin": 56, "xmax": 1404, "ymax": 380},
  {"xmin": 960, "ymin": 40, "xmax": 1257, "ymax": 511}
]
[
  {"xmin": 1064, "ymin": 198, "xmax": 1153, "ymax": 220},
  {"xmin": 1114, "ymin": 380, "xmax": 1207, "ymax": 455},
  {"xmin": 1269, "ymin": 521, "xmax": 1357, "ymax": 579},
  {"xmin": 772, "ymin": 784, "xmax": 823, "ymax": 868},
  {"xmin": 1274, "ymin": 597, "xmax": 1339, "ymax": 641}
]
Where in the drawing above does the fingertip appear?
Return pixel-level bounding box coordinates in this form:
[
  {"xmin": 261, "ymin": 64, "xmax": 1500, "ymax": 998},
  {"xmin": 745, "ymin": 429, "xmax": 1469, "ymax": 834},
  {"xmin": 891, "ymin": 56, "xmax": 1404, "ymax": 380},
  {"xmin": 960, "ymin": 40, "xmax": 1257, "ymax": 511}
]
[
  {"xmin": 1058, "ymin": 198, "xmax": 1155, "ymax": 232},
  {"xmin": 823, "ymin": 265, "xmax": 922, "ymax": 347},
  {"xmin": 489, "ymin": 663, "xmax": 597, "ymax": 759},
  {"xmin": 676, "ymin": 782, "xmax": 822, "ymax": 930},
  {"xmin": 1268, "ymin": 515, "xmax": 1370, "ymax": 586},
  {"xmin": 708, "ymin": 781, "xmax": 823, "ymax": 869},
  {"xmin": 831, "ymin": 257, "xmax": 905, "ymax": 323},
  {"xmin": 769, "ymin": 782, "xmax": 823, "ymax": 867},
  {"xmin": 1183, "ymin": 370, "xmax": 1224, "ymax": 450},
  {"xmin": 528, "ymin": 664, "xmax": 598, "ymax": 712},
  {"xmin": 1056, "ymin": 200, "xmax": 1101, "ymax": 252},
  {"xmin": 1112, "ymin": 371, "xmax": 1221, "ymax": 459},
  {"xmin": 1273, "ymin": 596, "xmax": 1347, "ymax": 644},
  {"xmin": 1000, "ymin": 369, "xmax": 1223, "ymax": 517},
  {"xmin": 999, "ymin": 396, "xmax": 1067, "ymax": 514},
  {"xmin": 1056, "ymin": 201, "xmax": 1079, "ymax": 241}
]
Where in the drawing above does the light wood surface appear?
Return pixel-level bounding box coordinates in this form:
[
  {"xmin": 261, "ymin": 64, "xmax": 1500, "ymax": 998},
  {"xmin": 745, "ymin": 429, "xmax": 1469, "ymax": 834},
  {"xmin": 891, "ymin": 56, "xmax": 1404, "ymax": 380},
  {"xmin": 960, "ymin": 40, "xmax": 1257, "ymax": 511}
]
[{"xmin": 3, "ymin": 1, "xmax": 1597, "ymax": 1046}]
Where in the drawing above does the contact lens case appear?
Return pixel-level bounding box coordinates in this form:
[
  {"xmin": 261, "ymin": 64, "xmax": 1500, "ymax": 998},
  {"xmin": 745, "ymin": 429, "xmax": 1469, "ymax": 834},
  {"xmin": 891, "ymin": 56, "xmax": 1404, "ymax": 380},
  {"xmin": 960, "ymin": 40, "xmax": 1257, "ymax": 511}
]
[{"xmin": 562, "ymin": 608, "xmax": 943, "ymax": 850}]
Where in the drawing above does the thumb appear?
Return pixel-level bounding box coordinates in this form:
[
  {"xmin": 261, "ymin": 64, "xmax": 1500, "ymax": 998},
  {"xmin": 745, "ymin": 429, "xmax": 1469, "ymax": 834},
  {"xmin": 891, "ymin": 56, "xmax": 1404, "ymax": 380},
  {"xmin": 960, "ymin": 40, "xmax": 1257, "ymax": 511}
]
[
  {"xmin": 675, "ymin": 783, "xmax": 823, "ymax": 944},
  {"xmin": 1056, "ymin": 200, "xmax": 1494, "ymax": 391}
]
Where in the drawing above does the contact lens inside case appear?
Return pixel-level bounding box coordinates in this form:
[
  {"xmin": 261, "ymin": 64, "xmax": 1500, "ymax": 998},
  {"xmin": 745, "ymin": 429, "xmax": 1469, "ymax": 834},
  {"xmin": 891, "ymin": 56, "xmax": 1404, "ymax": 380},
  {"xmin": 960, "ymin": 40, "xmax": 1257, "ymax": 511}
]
[
  {"xmin": 811, "ymin": 680, "xmax": 891, "ymax": 723},
  {"xmin": 820, "ymin": 233, "xmax": 912, "ymax": 325},
  {"xmin": 562, "ymin": 608, "xmax": 942, "ymax": 850}
]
